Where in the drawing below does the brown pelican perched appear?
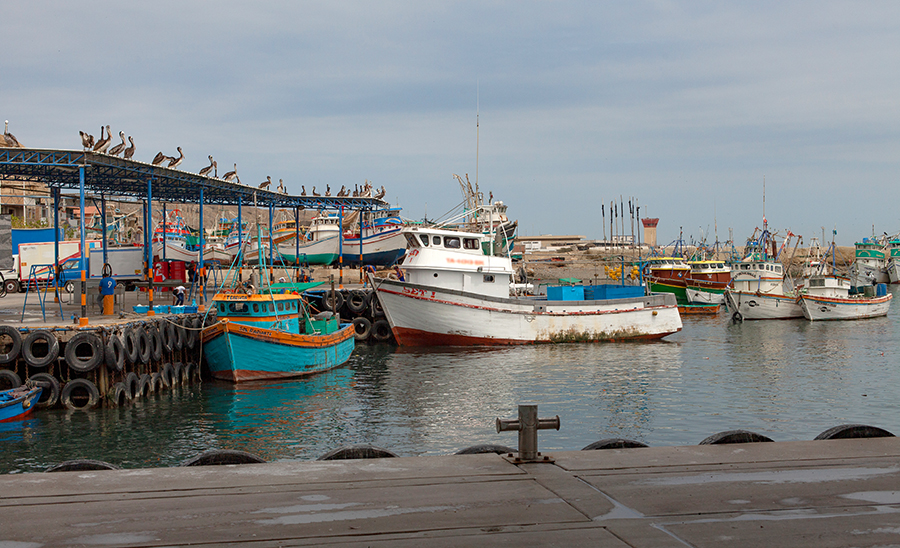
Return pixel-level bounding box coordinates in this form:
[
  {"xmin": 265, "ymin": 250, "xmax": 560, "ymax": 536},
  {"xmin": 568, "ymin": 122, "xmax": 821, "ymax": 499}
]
[
  {"xmin": 222, "ymin": 163, "xmax": 238, "ymax": 182},
  {"xmin": 79, "ymin": 130, "xmax": 94, "ymax": 150},
  {"xmin": 311, "ymin": 186, "xmax": 320, "ymax": 197},
  {"xmin": 276, "ymin": 179, "xmax": 285, "ymax": 193},
  {"xmin": 374, "ymin": 185, "xmax": 386, "ymax": 200},
  {"xmin": 337, "ymin": 185, "xmax": 346, "ymax": 197},
  {"xmin": 167, "ymin": 147, "xmax": 184, "ymax": 168},
  {"xmin": 93, "ymin": 125, "xmax": 111, "ymax": 153},
  {"xmin": 3, "ymin": 121, "xmax": 21, "ymax": 147},
  {"xmin": 198, "ymin": 155, "xmax": 215, "ymax": 177},
  {"xmin": 259, "ymin": 176, "xmax": 272, "ymax": 190},
  {"xmin": 152, "ymin": 151, "xmax": 167, "ymax": 166},
  {"xmin": 123, "ymin": 136, "xmax": 135, "ymax": 159},
  {"xmin": 301, "ymin": 185, "xmax": 306, "ymax": 196},
  {"xmin": 107, "ymin": 131, "xmax": 127, "ymax": 156},
  {"xmin": 325, "ymin": 184, "xmax": 331, "ymax": 196}
]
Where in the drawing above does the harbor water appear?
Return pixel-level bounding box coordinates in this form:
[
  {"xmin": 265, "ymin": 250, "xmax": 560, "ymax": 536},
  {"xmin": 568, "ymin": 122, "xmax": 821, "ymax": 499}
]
[{"xmin": 3, "ymin": 287, "xmax": 900, "ymax": 474}]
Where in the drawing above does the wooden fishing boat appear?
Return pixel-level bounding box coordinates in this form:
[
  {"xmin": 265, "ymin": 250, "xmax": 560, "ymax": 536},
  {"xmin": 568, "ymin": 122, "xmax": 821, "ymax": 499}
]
[
  {"xmin": 685, "ymin": 260, "xmax": 731, "ymax": 305},
  {"xmin": 643, "ymin": 257, "xmax": 691, "ymax": 304},
  {"xmin": 201, "ymin": 287, "xmax": 355, "ymax": 382},
  {"xmin": 799, "ymin": 275, "xmax": 892, "ymax": 321},
  {"xmin": 0, "ymin": 385, "xmax": 42, "ymax": 422}
]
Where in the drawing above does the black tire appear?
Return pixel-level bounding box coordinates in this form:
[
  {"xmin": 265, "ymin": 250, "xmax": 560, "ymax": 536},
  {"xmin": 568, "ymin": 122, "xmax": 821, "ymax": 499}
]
[
  {"xmin": 0, "ymin": 325, "xmax": 22, "ymax": 364},
  {"xmin": 123, "ymin": 326, "xmax": 140, "ymax": 365},
  {"xmin": 64, "ymin": 280, "xmax": 76, "ymax": 294},
  {"xmin": 173, "ymin": 319, "xmax": 185, "ymax": 351},
  {"xmin": 160, "ymin": 320, "xmax": 175, "ymax": 353},
  {"xmin": 28, "ymin": 372, "xmax": 60, "ymax": 408},
  {"xmin": 699, "ymin": 430, "xmax": 774, "ymax": 445},
  {"xmin": 136, "ymin": 326, "xmax": 151, "ymax": 364},
  {"xmin": 318, "ymin": 445, "xmax": 398, "ymax": 461},
  {"xmin": 124, "ymin": 372, "xmax": 140, "ymax": 400},
  {"xmin": 22, "ymin": 330, "xmax": 60, "ymax": 368},
  {"xmin": 60, "ymin": 378, "xmax": 101, "ymax": 411},
  {"xmin": 180, "ymin": 449, "xmax": 266, "ymax": 467},
  {"xmin": 107, "ymin": 382, "xmax": 128, "ymax": 407},
  {"xmin": 172, "ymin": 362, "xmax": 184, "ymax": 386},
  {"xmin": 105, "ymin": 333, "xmax": 125, "ymax": 372},
  {"xmin": 346, "ymin": 290, "xmax": 370, "ymax": 314},
  {"xmin": 455, "ymin": 444, "xmax": 516, "ymax": 455},
  {"xmin": 181, "ymin": 362, "xmax": 192, "ymax": 385},
  {"xmin": 64, "ymin": 332, "xmax": 104, "ymax": 373},
  {"xmin": 371, "ymin": 294, "xmax": 385, "ymax": 317},
  {"xmin": 814, "ymin": 424, "xmax": 895, "ymax": 440},
  {"xmin": 160, "ymin": 363, "xmax": 174, "ymax": 389},
  {"xmin": 321, "ymin": 290, "xmax": 343, "ymax": 312},
  {"xmin": 352, "ymin": 317, "xmax": 372, "ymax": 341},
  {"xmin": 46, "ymin": 459, "xmax": 120, "ymax": 472},
  {"xmin": 582, "ymin": 439, "xmax": 649, "ymax": 450},
  {"xmin": 0, "ymin": 369, "xmax": 22, "ymax": 390},
  {"xmin": 372, "ymin": 319, "xmax": 393, "ymax": 342},
  {"xmin": 149, "ymin": 372, "xmax": 162, "ymax": 392},
  {"xmin": 185, "ymin": 318, "xmax": 199, "ymax": 350},
  {"xmin": 138, "ymin": 374, "xmax": 152, "ymax": 397},
  {"xmin": 4, "ymin": 278, "xmax": 18, "ymax": 294},
  {"xmin": 148, "ymin": 324, "xmax": 163, "ymax": 362},
  {"xmin": 731, "ymin": 311, "xmax": 743, "ymax": 324}
]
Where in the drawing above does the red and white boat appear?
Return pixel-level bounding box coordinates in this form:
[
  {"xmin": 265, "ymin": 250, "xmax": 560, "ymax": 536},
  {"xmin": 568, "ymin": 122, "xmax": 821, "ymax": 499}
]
[
  {"xmin": 369, "ymin": 226, "xmax": 682, "ymax": 346},
  {"xmin": 799, "ymin": 274, "xmax": 892, "ymax": 321}
]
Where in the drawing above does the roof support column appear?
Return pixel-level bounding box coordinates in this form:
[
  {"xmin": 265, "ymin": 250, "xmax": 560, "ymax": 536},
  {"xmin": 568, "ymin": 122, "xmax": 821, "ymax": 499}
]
[
  {"xmin": 101, "ymin": 194, "xmax": 108, "ymax": 267},
  {"xmin": 268, "ymin": 203, "xmax": 274, "ymax": 278},
  {"xmin": 162, "ymin": 202, "xmax": 167, "ymax": 262},
  {"xmin": 79, "ymin": 165, "xmax": 88, "ymax": 326},
  {"xmin": 199, "ymin": 187, "xmax": 205, "ymax": 310},
  {"xmin": 147, "ymin": 176, "xmax": 154, "ymax": 316},
  {"xmin": 237, "ymin": 196, "xmax": 242, "ymax": 279},
  {"xmin": 294, "ymin": 206, "xmax": 300, "ymax": 277}
]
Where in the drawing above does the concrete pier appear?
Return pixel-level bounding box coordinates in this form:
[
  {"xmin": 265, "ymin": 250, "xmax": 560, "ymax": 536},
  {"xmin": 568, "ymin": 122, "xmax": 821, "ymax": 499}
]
[{"xmin": 3, "ymin": 437, "xmax": 900, "ymax": 546}]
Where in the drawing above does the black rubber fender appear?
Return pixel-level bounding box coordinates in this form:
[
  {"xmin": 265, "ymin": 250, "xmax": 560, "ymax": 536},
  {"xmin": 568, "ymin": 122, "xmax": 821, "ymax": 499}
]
[
  {"xmin": 172, "ymin": 362, "xmax": 184, "ymax": 386},
  {"xmin": 123, "ymin": 326, "xmax": 139, "ymax": 365},
  {"xmin": 160, "ymin": 363, "xmax": 175, "ymax": 388},
  {"xmin": 317, "ymin": 444, "xmax": 398, "ymax": 461},
  {"xmin": 0, "ymin": 369, "xmax": 22, "ymax": 390},
  {"xmin": 124, "ymin": 372, "xmax": 140, "ymax": 400},
  {"xmin": 371, "ymin": 319, "xmax": 393, "ymax": 342},
  {"xmin": 699, "ymin": 430, "xmax": 774, "ymax": 445},
  {"xmin": 105, "ymin": 333, "xmax": 125, "ymax": 372},
  {"xmin": 321, "ymin": 289, "xmax": 344, "ymax": 312},
  {"xmin": 180, "ymin": 362, "xmax": 192, "ymax": 385},
  {"xmin": 28, "ymin": 372, "xmax": 60, "ymax": 408},
  {"xmin": 371, "ymin": 294, "xmax": 385, "ymax": 317},
  {"xmin": 455, "ymin": 444, "xmax": 516, "ymax": 455},
  {"xmin": 46, "ymin": 459, "xmax": 120, "ymax": 472},
  {"xmin": 185, "ymin": 318, "xmax": 200, "ymax": 350},
  {"xmin": 107, "ymin": 381, "xmax": 128, "ymax": 407},
  {"xmin": 352, "ymin": 317, "xmax": 372, "ymax": 341},
  {"xmin": 0, "ymin": 325, "xmax": 22, "ymax": 364},
  {"xmin": 582, "ymin": 439, "xmax": 650, "ymax": 450},
  {"xmin": 148, "ymin": 324, "xmax": 163, "ymax": 362},
  {"xmin": 22, "ymin": 329, "xmax": 60, "ymax": 368},
  {"xmin": 138, "ymin": 374, "xmax": 152, "ymax": 397},
  {"xmin": 60, "ymin": 378, "xmax": 101, "ymax": 411},
  {"xmin": 173, "ymin": 319, "xmax": 185, "ymax": 351},
  {"xmin": 136, "ymin": 326, "xmax": 151, "ymax": 364},
  {"xmin": 346, "ymin": 290, "xmax": 370, "ymax": 314},
  {"xmin": 160, "ymin": 320, "xmax": 175, "ymax": 353},
  {"xmin": 64, "ymin": 332, "xmax": 104, "ymax": 373},
  {"xmin": 179, "ymin": 449, "xmax": 266, "ymax": 467},
  {"xmin": 814, "ymin": 424, "xmax": 895, "ymax": 440},
  {"xmin": 149, "ymin": 372, "xmax": 163, "ymax": 392}
]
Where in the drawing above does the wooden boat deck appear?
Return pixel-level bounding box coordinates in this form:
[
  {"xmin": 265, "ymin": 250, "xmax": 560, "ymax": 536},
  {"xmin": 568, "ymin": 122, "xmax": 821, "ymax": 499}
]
[{"xmin": 3, "ymin": 437, "xmax": 900, "ymax": 546}]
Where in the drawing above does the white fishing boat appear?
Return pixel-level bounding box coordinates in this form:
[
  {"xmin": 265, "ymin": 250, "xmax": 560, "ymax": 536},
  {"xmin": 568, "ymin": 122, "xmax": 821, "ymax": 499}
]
[
  {"xmin": 799, "ymin": 275, "xmax": 891, "ymax": 320},
  {"xmin": 685, "ymin": 260, "xmax": 731, "ymax": 305},
  {"xmin": 152, "ymin": 209, "xmax": 200, "ymax": 263},
  {"xmin": 340, "ymin": 207, "xmax": 407, "ymax": 266},
  {"xmin": 849, "ymin": 238, "xmax": 889, "ymax": 288},
  {"xmin": 369, "ymin": 226, "xmax": 682, "ymax": 346},
  {"xmin": 278, "ymin": 213, "xmax": 341, "ymax": 265},
  {"xmin": 886, "ymin": 240, "xmax": 900, "ymax": 284}
]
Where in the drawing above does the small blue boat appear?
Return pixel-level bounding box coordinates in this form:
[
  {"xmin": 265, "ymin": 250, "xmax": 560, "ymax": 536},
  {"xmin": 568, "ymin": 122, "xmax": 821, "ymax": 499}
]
[
  {"xmin": 0, "ymin": 385, "xmax": 42, "ymax": 422},
  {"xmin": 201, "ymin": 284, "xmax": 355, "ymax": 383}
]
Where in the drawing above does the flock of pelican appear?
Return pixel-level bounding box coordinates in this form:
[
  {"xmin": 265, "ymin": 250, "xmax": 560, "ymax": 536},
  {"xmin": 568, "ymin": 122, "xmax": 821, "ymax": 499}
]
[{"xmin": 2, "ymin": 121, "xmax": 386, "ymax": 201}]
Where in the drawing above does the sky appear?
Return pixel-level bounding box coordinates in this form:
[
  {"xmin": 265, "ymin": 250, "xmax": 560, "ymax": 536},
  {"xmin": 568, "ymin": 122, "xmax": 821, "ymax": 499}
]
[{"xmin": 3, "ymin": 1, "xmax": 900, "ymax": 246}]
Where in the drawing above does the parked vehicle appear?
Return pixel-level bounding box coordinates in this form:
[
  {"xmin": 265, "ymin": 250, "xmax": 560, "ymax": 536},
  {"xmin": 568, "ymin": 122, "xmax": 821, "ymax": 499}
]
[{"xmin": 57, "ymin": 246, "xmax": 145, "ymax": 293}]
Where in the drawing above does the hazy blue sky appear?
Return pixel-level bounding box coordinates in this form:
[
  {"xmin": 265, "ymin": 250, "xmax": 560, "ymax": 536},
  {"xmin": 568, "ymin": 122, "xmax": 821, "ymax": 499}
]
[{"xmin": 3, "ymin": 1, "xmax": 899, "ymax": 245}]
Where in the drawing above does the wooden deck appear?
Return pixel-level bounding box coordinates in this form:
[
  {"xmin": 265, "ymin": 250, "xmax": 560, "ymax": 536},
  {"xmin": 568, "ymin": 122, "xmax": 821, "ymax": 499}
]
[{"xmin": 3, "ymin": 437, "xmax": 900, "ymax": 546}]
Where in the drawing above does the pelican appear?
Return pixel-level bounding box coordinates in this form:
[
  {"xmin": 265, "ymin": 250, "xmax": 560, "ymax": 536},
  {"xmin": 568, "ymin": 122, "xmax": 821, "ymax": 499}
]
[
  {"xmin": 325, "ymin": 184, "xmax": 331, "ymax": 196},
  {"xmin": 312, "ymin": 186, "xmax": 320, "ymax": 196},
  {"xmin": 152, "ymin": 151, "xmax": 167, "ymax": 165},
  {"xmin": 259, "ymin": 176, "xmax": 272, "ymax": 190},
  {"xmin": 374, "ymin": 186, "xmax": 386, "ymax": 200},
  {"xmin": 337, "ymin": 185, "xmax": 346, "ymax": 197},
  {"xmin": 277, "ymin": 179, "xmax": 285, "ymax": 193},
  {"xmin": 93, "ymin": 125, "xmax": 111, "ymax": 153},
  {"xmin": 198, "ymin": 155, "xmax": 215, "ymax": 177},
  {"xmin": 301, "ymin": 185, "xmax": 306, "ymax": 196},
  {"xmin": 222, "ymin": 164, "xmax": 238, "ymax": 182},
  {"xmin": 107, "ymin": 131, "xmax": 127, "ymax": 156},
  {"xmin": 123, "ymin": 136, "xmax": 135, "ymax": 159},
  {"xmin": 79, "ymin": 130, "xmax": 94, "ymax": 150},
  {"xmin": 167, "ymin": 147, "xmax": 183, "ymax": 168}
]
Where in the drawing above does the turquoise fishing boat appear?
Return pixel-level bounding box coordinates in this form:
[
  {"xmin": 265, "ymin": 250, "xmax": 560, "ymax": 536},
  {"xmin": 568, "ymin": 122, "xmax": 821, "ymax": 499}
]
[{"xmin": 201, "ymin": 286, "xmax": 355, "ymax": 382}]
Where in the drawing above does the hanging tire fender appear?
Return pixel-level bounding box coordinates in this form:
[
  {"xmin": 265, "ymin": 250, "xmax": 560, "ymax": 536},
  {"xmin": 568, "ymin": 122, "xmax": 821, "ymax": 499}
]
[
  {"xmin": 107, "ymin": 382, "xmax": 129, "ymax": 407},
  {"xmin": 0, "ymin": 369, "xmax": 22, "ymax": 390},
  {"xmin": 346, "ymin": 290, "xmax": 370, "ymax": 315},
  {"xmin": 124, "ymin": 372, "xmax": 140, "ymax": 400},
  {"xmin": 123, "ymin": 326, "xmax": 140, "ymax": 365},
  {"xmin": 136, "ymin": 326, "xmax": 151, "ymax": 364},
  {"xmin": 0, "ymin": 326, "xmax": 23, "ymax": 364},
  {"xmin": 65, "ymin": 332, "xmax": 104, "ymax": 373},
  {"xmin": 371, "ymin": 319, "xmax": 393, "ymax": 342},
  {"xmin": 28, "ymin": 372, "xmax": 60, "ymax": 408},
  {"xmin": 148, "ymin": 324, "xmax": 163, "ymax": 362},
  {"xmin": 22, "ymin": 330, "xmax": 60, "ymax": 368},
  {"xmin": 352, "ymin": 317, "xmax": 372, "ymax": 341},
  {"xmin": 60, "ymin": 378, "xmax": 101, "ymax": 411},
  {"xmin": 105, "ymin": 333, "xmax": 126, "ymax": 372}
]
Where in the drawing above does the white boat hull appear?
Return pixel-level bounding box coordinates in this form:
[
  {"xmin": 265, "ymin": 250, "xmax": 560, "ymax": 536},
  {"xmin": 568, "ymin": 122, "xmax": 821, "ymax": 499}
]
[
  {"xmin": 153, "ymin": 241, "xmax": 199, "ymax": 263},
  {"xmin": 685, "ymin": 287, "xmax": 725, "ymax": 305},
  {"xmin": 888, "ymin": 260, "xmax": 900, "ymax": 284},
  {"xmin": 799, "ymin": 293, "xmax": 892, "ymax": 320},
  {"xmin": 372, "ymin": 277, "xmax": 682, "ymax": 346},
  {"xmin": 341, "ymin": 230, "xmax": 407, "ymax": 266},
  {"xmin": 724, "ymin": 290, "xmax": 803, "ymax": 320},
  {"xmin": 277, "ymin": 235, "xmax": 340, "ymax": 265}
]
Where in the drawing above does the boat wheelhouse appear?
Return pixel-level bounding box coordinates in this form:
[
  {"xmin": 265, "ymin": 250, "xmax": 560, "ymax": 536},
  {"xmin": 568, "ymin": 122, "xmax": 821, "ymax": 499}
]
[
  {"xmin": 685, "ymin": 260, "xmax": 731, "ymax": 305},
  {"xmin": 644, "ymin": 257, "xmax": 691, "ymax": 304}
]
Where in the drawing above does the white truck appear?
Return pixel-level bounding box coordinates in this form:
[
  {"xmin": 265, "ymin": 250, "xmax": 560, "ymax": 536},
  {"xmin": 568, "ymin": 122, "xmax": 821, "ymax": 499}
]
[
  {"xmin": 1, "ymin": 255, "xmax": 18, "ymax": 294},
  {"xmin": 14, "ymin": 241, "xmax": 99, "ymax": 293},
  {"xmin": 57, "ymin": 246, "xmax": 145, "ymax": 293}
]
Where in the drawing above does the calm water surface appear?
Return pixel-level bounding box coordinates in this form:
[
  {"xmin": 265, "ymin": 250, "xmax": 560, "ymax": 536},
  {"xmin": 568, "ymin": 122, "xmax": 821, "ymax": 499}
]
[{"xmin": 3, "ymin": 288, "xmax": 900, "ymax": 473}]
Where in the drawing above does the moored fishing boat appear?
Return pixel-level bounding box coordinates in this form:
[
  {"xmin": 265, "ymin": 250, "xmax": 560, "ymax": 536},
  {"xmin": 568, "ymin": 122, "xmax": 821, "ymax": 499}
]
[
  {"xmin": 340, "ymin": 207, "xmax": 407, "ymax": 266},
  {"xmin": 369, "ymin": 226, "xmax": 681, "ymax": 346},
  {"xmin": 685, "ymin": 260, "xmax": 731, "ymax": 305},
  {"xmin": 278, "ymin": 213, "xmax": 341, "ymax": 265},
  {"xmin": 152, "ymin": 209, "xmax": 200, "ymax": 263},
  {"xmin": 799, "ymin": 275, "xmax": 891, "ymax": 320},
  {"xmin": 643, "ymin": 257, "xmax": 691, "ymax": 304},
  {"xmin": 849, "ymin": 238, "xmax": 889, "ymax": 288},
  {"xmin": 0, "ymin": 384, "xmax": 42, "ymax": 422},
  {"xmin": 886, "ymin": 240, "xmax": 900, "ymax": 284}
]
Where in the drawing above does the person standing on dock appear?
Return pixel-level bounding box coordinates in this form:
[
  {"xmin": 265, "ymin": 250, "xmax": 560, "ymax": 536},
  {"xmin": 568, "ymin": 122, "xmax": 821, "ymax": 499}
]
[{"xmin": 174, "ymin": 285, "xmax": 186, "ymax": 306}]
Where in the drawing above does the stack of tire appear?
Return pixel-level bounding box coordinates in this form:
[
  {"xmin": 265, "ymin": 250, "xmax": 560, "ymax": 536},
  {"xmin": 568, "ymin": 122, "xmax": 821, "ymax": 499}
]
[
  {"xmin": 0, "ymin": 314, "xmax": 207, "ymax": 412},
  {"xmin": 317, "ymin": 288, "xmax": 393, "ymax": 344}
]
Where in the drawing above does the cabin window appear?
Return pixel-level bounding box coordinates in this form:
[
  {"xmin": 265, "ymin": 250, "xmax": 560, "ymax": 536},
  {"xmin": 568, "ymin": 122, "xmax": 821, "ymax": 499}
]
[
  {"xmin": 483, "ymin": 274, "xmax": 495, "ymax": 283},
  {"xmin": 741, "ymin": 264, "xmax": 750, "ymax": 270},
  {"xmin": 433, "ymin": 236, "xmax": 441, "ymax": 245},
  {"xmin": 278, "ymin": 302, "xmax": 285, "ymax": 311},
  {"xmin": 261, "ymin": 303, "xmax": 269, "ymax": 313},
  {"xmin": 810, "ymin": 278, "xmax": 825, "ymax": 287},
  {"xmin": 464, "ymin": 238, "xmax": 479, "ymax": 250},
  {"xmin": 419, "ymin": 235, "xmax": 429, "ymax": 246},
  {"xmin": 228, "ymin": 302, "xmax": 249, "ymax": 314},
  {"xmin": 444, "ymin": 237, "xmax": 461, "ymax": 249},
  {"xmin": 218, "ymin": 303, "xmax": 227, "ymax": 314},
  {"xmin": 775, "ymin": 266, "xmax": 782, "ymax": 273}
]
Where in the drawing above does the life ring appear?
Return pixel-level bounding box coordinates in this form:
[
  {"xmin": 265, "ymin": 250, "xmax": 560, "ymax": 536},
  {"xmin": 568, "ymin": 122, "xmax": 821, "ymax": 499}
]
[
  {"xmin": 160, "ymin": 363, "xmax": 175, "ymax": 388},
  {"xmin": 64, "ymin": 332, "xmax": 104, "ymax": 373},
  {"xmin": 346, "ymin": 290, "xmax": 370, "ymax": 314},
  {"xmin": 0, "ymin": 326, "xmax": 22, "ymax": 364},
  {"xmin": 22, "ymin": 330, "xmax": 60, "ymax": 368},
  {"xmin": 105, "ymin": 333, "xmax": 125, "ymax": 372},
  {"xmin": 352, "ymin": 317, "xmax": 372, "ymax": 341},
  {"xmin": 135, "ymin": 326, "xmax": 151, "ymax": 364},
  {"xmin": 138, "ymin": 374, "xmax": 152, "ymax": 397},
  {"xmin": 124, "ymin": 372, "xmax": 140, "ymax": 399},
  {"xmin": 321, "ymin": 290, "xmax": 343, "ymax": 312},
  {"xmin": 28, "ymin": 373, "xmax": 60, "ymax": 408},
  {"xmin": 60, "ymin": 378, "xmax": 101, "ymax": 411},
  {"xmin": 123, "ymin": 326, "xmax": 140, "ymax": 365},
  {"xmin": 371, "ymin": 319, "xmax": 393, "ymax": 342},
  {"xmin": 0, "ymin": 369, "xmax": 22, "ymax": 390},
  {"xmin": 148, "ymin": 324, "xmax": 163, "ymax": 362},
  {"xmin": 107, "ymin": 382, "xmax": 128, "ymax": 407}
]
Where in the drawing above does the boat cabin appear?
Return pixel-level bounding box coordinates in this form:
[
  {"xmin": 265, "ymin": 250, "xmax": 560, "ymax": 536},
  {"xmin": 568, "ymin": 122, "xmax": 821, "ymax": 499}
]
[
  {"xmin": 645, "ymin": 257, "xmax": 690, "ymax": 281},
  {"xmin": 804, "ymin": 275, "xmax": 851, "ymax": 299},
  {"xmin": 731, "ymin": 261, "xmax": 785, "ymax": 293},
  {"xmin": 212, "ymin": 293, "xmax": 338, "ymax": 335}
]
